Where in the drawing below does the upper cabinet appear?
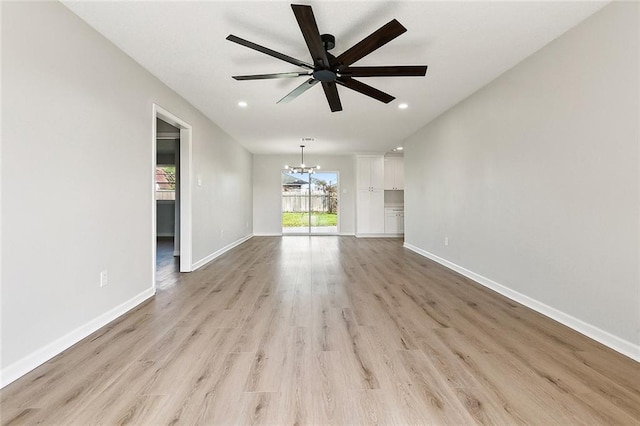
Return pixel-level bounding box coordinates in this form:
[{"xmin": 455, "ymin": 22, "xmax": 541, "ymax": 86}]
[
  {"xmin": 357, "ymin": 155, "xmax": 384, "ymax": 190},
  {"xmin": 384, "ymin": 156, "xmax": 404, "ymax": 190}
]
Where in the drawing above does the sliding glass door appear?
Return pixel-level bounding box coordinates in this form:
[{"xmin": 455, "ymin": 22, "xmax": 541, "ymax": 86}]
[{"xmin": 282, "ymin": 171, "xmax": 338, "ymax": 234}]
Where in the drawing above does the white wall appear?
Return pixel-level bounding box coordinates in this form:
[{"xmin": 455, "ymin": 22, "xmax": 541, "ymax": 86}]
[
  {"xmin": 253, "ymin": 154, "xmax": 356, "ymax": 235},
  {"xmin": 1, "ymin": 1, "xmax": 253, "ymax": 385},
  {"xmin": 404, "ymin": 2, "xmax": 639, "ymax": 359}
]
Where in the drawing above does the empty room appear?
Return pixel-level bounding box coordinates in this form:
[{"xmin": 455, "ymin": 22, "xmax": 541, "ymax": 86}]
[{"xmin": 1, "ymin": 1, "xmax": 639, "ymax": 424}]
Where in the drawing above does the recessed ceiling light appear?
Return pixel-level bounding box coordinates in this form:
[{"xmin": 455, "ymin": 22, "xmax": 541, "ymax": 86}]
[
  {"xmin": 398, "ymin": 103, "xmax": 408, "ymax": 109},
  {"xmin": 238, "ymin": 101, "xmax": 248, "ymax": 107},
  {"xmin": 396, "ymin": 146, "xmax": 403, "ymax": 151}
]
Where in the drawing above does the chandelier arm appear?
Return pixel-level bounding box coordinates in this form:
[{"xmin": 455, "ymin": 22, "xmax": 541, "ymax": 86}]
[{"xmin": 285, "ymin": 145, "xmax": 320, "ymax": 174}]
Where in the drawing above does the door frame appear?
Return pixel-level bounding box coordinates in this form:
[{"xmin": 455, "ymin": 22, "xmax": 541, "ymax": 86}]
[{"xmin": 152, "ymin": 104, "xmax": 193, "ymax": 288}]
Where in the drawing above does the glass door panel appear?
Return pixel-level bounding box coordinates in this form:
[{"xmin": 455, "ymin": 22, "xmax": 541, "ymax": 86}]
[
  {"xmin": 282, "ymin": 171, "xmax": 338, "ymax": 234},
  {"xmin": 282, "ymin": 171, "xmax": 310, "ymax": 234},
  {"xmin": 309, "ymin": 172, "xmax": 338, "ymax": 234}
]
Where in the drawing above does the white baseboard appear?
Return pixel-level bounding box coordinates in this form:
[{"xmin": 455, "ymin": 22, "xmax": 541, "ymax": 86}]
[
  {"xmin": 191, "ymin": 234, "xmax": 253, "ymax": 271},
  {"xmin": 403, "ymin": 243, "xmax": 640, "ymax": 362},
  {"xmin": 157, "ymin": 233, "xmax": 174, "ymax": 237},
  {"xmin": 356, "ymin": 233, "xmax": 403, "ymax": 238},
  {"xmin": 0, "ymin": 287, "xmax": 155, "ymax": 388},
  {"xmin": 256, "ymin": 233, "xmax": 355, "ymax": 237}
]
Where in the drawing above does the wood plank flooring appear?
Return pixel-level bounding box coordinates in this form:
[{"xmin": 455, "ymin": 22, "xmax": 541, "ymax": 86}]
[{"xmin": 2, "ymin": 236, "xmax": 639, "ymax": 425}]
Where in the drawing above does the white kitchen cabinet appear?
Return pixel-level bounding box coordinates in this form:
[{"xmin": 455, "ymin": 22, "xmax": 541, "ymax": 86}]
[
  {"xmin": 384, "ymin": 156, "xmax": 404, "ymax": 190},
  {"xmin": 357, "ymin": 156, "xmax": 384, "ymax": 190},
  {"xmin": 356, "ymin": 155, "xmax": 385, "ymax": 236},
  {"xmin": 357, "ymin": 189, "xmax": 385, "ymax": 234},
  {"xmin": 385, "ymin": 207, "xmax": 404, "ymax": 234}
]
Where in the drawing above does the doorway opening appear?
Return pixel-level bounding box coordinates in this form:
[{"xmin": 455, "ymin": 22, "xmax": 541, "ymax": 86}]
[
  {"xmin": 155, "ymin": 121, "xmax": 180, "ymax": 283},
  {"xmin": 153, "ymin": 104, "xmax": 193, "ymax": 293},
  {"xmin": 281, "ymin": 170, "xmax": 339, "ymax": 234}
]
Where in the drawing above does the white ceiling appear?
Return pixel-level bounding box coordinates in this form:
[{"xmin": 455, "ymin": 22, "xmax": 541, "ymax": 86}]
[{"xmin": 62, "ymin": 1, "xmax": 607, "ymax": 155}]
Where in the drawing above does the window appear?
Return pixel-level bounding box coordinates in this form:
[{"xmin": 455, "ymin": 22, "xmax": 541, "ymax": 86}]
[{"xmin": 156, "ymin": 165, "xmax": 176, "ymax": 200}]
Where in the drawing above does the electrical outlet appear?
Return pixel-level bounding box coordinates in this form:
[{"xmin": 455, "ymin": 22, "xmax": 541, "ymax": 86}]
[
  {"xmin": 220, "ymin": 229, "xmax": 224, "ymax": 239},
  {"xmin": 444, "ymin": 237, "xmax": 449, "ymax": 246},
  {"xmin": 100, "ymin": 270, "xmax": 108, "ymax": 287}
]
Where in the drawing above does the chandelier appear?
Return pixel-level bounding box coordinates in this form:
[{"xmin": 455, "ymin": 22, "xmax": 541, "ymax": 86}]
[{"xmin": 285, "ymin": 145, "xmax": 320, "ymax": 174}]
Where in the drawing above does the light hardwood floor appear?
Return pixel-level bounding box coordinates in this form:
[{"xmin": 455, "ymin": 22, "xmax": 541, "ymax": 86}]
[{"xmin": 2, "ymin": 236, "xmax": 639, "ymax": 425}]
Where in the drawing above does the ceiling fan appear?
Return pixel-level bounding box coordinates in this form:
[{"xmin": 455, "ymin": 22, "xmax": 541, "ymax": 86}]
[{"xmin": 226, "ymin": 4, "xmax": 428, "ymax": 112}]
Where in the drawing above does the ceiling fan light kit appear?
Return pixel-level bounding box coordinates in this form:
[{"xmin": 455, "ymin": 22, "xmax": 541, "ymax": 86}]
[{"xmin": 227, "ymin": 4, "xmax": 428, "ymax": 112}]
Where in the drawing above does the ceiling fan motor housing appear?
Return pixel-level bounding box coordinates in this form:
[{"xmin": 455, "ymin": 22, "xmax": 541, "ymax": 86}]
[{"xmin": 313, "ymin": 69, "xmax": 337, "ymax": 82}]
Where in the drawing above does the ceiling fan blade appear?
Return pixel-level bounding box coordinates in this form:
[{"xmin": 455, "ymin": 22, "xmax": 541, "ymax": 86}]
[
  {"xmin": 277, "ymin": 78, "xmax": 319, "ymax": 104},
  {"xmin": 226, "ymin": 34, "xmax": 314, "ymax": 70},
  {"xmin": 336, "ymin": 77, "xmax": 395, "ymax": 104},
  {"xmin": 335, "ymin": 19, "xmax": 407, "ymax": 69},
  {"xmin": 321, "ymin": 81, "xmax": 342, "ymax": 112},
  {"xmin": 341, "ymin": 65, "xmax": 427, "ymax": 77},
  {"xmin": 291, "ymin": 4, "xmax": 330, "ymax": 68},
  {"xmin": 232, "ymin": 72, "xmax": 311, "ymax": 81}
]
